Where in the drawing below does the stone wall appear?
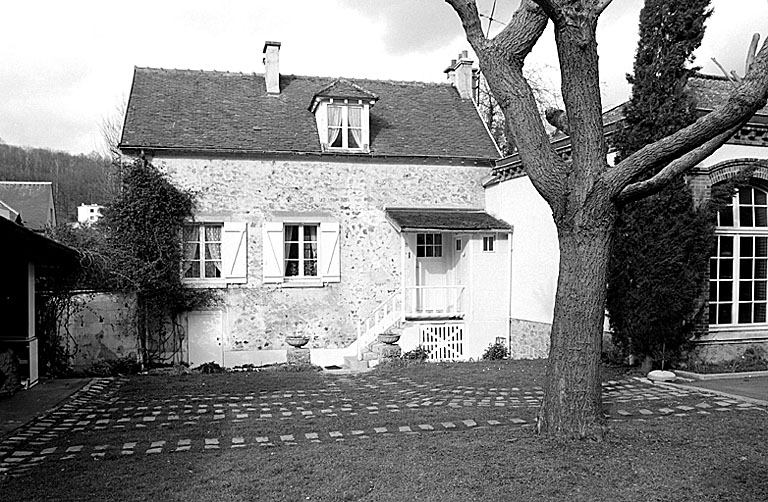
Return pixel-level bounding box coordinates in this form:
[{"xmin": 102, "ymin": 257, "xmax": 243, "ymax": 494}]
[
  {"xmin": 159, "ymin": 155, "xmax": 490, "ymax": 354},
  {"xmin": 509, "ymin": 318, "xmax": 550, "ymax": 359},
  {"xmin": 66, "ymin": 293, "xmax": 138, "ymax": 368},
  {"xmin": 690, "ymin": 341, "xmax": 768, "ymax": 364}
]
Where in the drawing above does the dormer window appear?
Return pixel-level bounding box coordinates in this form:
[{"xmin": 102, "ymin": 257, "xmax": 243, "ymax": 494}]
[
  {"xmin": 309, "ymin": 79, "xmax": 378, "ymax": 153},
  {"xmin": 328, "ymin": 104, "xmax": 362, "ymax": 150}
]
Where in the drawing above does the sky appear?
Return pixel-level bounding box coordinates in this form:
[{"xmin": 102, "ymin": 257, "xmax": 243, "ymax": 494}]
[{"xmin": 0, "ymin": 0, "xmax": 765, "ymax": 155}]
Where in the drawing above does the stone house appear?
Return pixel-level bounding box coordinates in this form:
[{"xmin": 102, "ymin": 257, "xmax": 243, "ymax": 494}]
[
  {"xmin": 118, "ymin": 42, "xmax": 513, "ymax": 369},
  {"xmin": 487, "ymin": 74, "xmax": 768, "ymax": 362}
]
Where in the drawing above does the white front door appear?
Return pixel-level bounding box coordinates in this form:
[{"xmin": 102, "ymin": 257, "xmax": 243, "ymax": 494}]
[
  {"xmin": 416, "ymin": 233, "xmax": 448, "ymax": 312},
  {"xmin": 187, "ymin": 311, "xmax": 224, "ymax": 367}
]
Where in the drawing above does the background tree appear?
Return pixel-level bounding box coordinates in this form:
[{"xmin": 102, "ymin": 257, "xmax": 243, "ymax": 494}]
[
  {"xmin": 607, "ymin": 0, "xmax": 713, "ymax": 370},
  {"xmin": 446, "ymin": 0, "xmax": 768, "ymax": 439},
  {"xmin": 0, "ymin": 143, "xmax": 116, "ymax": 221}
]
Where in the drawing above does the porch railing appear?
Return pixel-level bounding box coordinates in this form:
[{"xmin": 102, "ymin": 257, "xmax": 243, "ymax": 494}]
[
  {"xmin": 404, "ymin": 285, "xmax": 466, "ymax": 318},
  {"xmin": 356, "ymin": 290, "xmax": 404, "ymax": 360}
]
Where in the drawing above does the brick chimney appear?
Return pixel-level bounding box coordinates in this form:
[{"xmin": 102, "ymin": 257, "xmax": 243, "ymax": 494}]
[
  {"xmin": 263, "ymin": 41, "xmax": 281, "ymax": 94},
  {"xmin": 444, "ymin": 50, "xmax": 477, "ymax": 102}
]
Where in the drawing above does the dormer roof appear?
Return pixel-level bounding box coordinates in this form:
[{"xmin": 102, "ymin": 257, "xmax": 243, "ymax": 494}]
[{"xmin": 312, "ymin": 78, "xmax": 378, "ymax": 102}]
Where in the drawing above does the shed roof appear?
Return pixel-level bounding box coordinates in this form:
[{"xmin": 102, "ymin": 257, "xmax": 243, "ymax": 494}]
[
  {"xmin": 119, "ymin": 68, "xmax": 500, "ymax": 161},
  {"xmin": 0, "ymin": 182, "xmax": 55, "ymax": 230},
  {"xmin": 0, "ymin": 216, "xmax": 78, "ymax": 266},
  {"xmin": 385, "ymin": 208, "xmax": 512, "ymax": 232}
]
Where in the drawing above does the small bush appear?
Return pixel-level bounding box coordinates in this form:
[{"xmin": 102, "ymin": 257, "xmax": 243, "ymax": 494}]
[
  {"xmin": 84, "ymin": 357, "xmax": 142, "ymax": 377},
  {"xmin": 401, "ymin": 345, "xmax": 430, "ymax": 362},
  {"xmin": 482, "ymin": 342, "xmax": 509, "ymax": 361},
  {"xmin": 193, "ymin": 361, "xmax": 225, "ymax": 374}
]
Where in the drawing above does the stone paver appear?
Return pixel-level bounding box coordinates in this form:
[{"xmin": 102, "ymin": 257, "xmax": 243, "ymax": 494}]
[{"xmin": 2, "ymin": 374, "xmax": 765, "ymax": 478}]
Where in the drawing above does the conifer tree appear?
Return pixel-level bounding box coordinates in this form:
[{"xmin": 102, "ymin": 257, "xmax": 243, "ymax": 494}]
[{"xmin": 607, "ymin": 0, "xmax": 713, "ymax": 369}]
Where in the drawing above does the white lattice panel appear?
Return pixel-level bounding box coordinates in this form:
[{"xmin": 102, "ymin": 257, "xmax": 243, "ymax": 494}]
[{"xmin": 419, "ymin": 323, "xmax": 464, "ymax": 361}]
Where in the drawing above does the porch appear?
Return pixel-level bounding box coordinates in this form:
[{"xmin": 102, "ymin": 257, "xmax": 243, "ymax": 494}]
[{"xmin": 347, "ymin": 207, "xmax": 514, "ymax": 365}]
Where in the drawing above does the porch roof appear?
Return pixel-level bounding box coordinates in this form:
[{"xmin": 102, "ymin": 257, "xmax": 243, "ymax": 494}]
[{"xmin": 385, "ymin": 208, "xmax": 512, "ymax": 233}]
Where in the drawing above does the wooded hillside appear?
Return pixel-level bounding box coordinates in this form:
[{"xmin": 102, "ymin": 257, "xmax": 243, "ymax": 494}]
[{"xmin": 0, "ymin": 144, "xmax": 118, "ymax": 222}]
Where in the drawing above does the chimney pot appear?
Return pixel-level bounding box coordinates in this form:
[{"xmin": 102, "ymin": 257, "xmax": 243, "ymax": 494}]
[
  {"xmin": 446, "ymin": 50, "xmax": 475, "ymax": 101},
  {"xmin": 263, "ymin": 41, "xmax": 281, "ymax": 94}
]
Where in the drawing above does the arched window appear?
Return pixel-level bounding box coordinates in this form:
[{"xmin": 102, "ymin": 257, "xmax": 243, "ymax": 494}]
[{"xmin": 710, "ymin": 186, "xmax": 768, "ymax": 325}]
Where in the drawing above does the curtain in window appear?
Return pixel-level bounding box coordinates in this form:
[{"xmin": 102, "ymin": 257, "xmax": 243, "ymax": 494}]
[
  {"xmin": 183, "ymin": 226, "xmax": 200, "ymax": 278},
  {"xmin": 348, "ymin": 107, "xmax": 362, "ymax": 148},
  {"xmin": 205, "ymin": 225, "xmax": 222, "ymax": 278},
  {"xmin": 328, "ymin": 106, "xmax": 343, "ymax": 146},
  {"xmin": 304, "ymin": 225, "xmax": 318, "ymax": 276},
  {"xmin": 284, "ymin": 225, "xmax": 300, "ymax": 276}
]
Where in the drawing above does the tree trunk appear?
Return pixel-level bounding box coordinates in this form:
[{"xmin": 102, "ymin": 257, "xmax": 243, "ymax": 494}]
[{"xmin": 537, "ymin": 210, "xmax": 615, "ymax": 439}]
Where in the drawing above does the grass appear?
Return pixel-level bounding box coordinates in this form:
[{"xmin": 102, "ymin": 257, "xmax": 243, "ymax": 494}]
[{"xmin": 2, "ymin": 360, "xmax": 767, "ymax": 501}]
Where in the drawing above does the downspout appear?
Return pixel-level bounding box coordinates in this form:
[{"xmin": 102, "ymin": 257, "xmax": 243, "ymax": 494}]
[{"xmin": 507, "ymin": 228, "xmax": 514, "ymax": 353}]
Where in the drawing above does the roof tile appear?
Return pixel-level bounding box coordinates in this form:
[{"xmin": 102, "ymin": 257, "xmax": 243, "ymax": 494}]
[{"xmin": 120, "ymin": 68, "xmax": 499, "ymax": 160}]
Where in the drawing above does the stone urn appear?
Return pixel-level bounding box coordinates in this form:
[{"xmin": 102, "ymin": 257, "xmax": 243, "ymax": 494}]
[
  {"xmin": 377, "ymin": 332, "xmax": 401, "ymax": 345},
  {"xmin": 285, "ymin": 335, "xmax": 310, "ymax": 348}
]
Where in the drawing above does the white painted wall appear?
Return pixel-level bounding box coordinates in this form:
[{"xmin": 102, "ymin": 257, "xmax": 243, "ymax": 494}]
[
  {"xmin": 486, "ymin": 176, "xmax": 559, "ymax": 325},
  {"xmin": 464, "ymin": 232, "xmax": 512, "ymax": 358},
  {"xmin": 697, "ymin": 144, "xmax": 767, "ymax": 168}
]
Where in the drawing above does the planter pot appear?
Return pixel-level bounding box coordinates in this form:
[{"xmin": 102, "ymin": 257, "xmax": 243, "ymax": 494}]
[
  {"xmin": 378, "ymin": 333, "xmax": 401, "ymax": 345},
  {"xmin": 286, "ymin": 336, "xmax": 309, "ymax": 348}
]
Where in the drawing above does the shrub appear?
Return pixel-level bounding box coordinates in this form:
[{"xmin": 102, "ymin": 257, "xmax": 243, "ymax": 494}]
[
  {"xmin": 193, "ymin": 361, "xmax": 225, "ymax": 374},
  {"xmin": 85, "ymin": 356, "xmax": 142, "ymax": 377},
  {"xmin": 482, "ymin": 342, "xmax": 509, "ymax": 361},
  {"xmin": 401, "ymin": 345, "xmax": 430, "ymax": 362}
]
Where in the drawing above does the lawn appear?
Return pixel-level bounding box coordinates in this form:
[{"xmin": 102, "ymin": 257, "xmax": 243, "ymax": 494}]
[{"xmin": 1, "ymin": 360, "xmax": 767, "ymax": 501}]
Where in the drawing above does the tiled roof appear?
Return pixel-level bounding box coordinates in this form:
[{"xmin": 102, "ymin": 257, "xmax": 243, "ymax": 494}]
[
  {"xmin": 688, "ymin": 74, "xmax": 768, "ymax": 114},
  {"xmin": 0, "ymin": 182, "xmax": 54, "ymax": 230},
  {"xmin": 313, "ymin": 79, "xmax": 379, "ymax": 101},
  {"xmin": 120, "ymin": 68, "xmax": 500, "ymax": 161},
  {"xmin": 489, "ymin": 73, "xmax": 768, "ymax": 185},
  {"xmin": 385, "ymin": 208, "xmax": 512, "ymax": 232}
]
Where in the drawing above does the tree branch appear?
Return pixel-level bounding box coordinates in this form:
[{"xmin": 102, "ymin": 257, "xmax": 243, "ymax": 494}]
[
  {"xmin": 446, "ymin": 0, "xmax": 567, "ymax": 206},
  {"xmin": 530, "ymin": 0, "xmax": 562, "ymax": 22},
  {"xmin": 608, "ymin": 34, "xmax": 768, "ymax": 197},
  {"xmin": 616, "ymin": 125, "xmax": 739, "ymax": 204},
  {"xmin": 444, "ymin": 0, "xmax": 486, "ymax": 48},
  {"xmin": 595, "ymin": 0, "xmax": 614, "ymax": 15}
]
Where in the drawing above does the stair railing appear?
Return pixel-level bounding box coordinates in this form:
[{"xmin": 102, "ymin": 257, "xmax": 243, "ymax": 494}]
[{"xmin": 356, "ymin": 290, "xmax": 405, "ymax": 360}]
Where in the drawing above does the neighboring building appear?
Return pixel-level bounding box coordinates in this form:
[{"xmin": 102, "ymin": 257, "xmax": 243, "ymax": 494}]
[
  {"xmin": 0, "ymin": 181, "xmax": 56, "ymax": 231},
  {"xmin": 487, "ymin": 74, "xmax": 768, "ymax": 362},
  {"xmin": 77, "ymin": 204, "xmax": 104, "ymax": 225},
  {"xmin": 119, "ymin": 42, "xmax": 512, "ymax": 368}
]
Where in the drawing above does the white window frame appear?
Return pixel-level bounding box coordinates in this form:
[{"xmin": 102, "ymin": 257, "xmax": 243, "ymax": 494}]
[
  {"xmin": 416, "ymin": 232, "xmax": 443, "ymax": 258},
  {"xmin": 711, "ymin": 186, "xmax": 768, "ymax": 327},
  {"xmin": 482, "ymin": 235, "xmax": 496, "ymax": 252},
  {"xmin": 182, "ymin": 220, "xmax": 248, "ymax": 287},
  {"xmin": 263, "ymin": 218, "xmax": 341, "ymax": 286},
  {"xmin": 183, "ymin": 223, "xmax": 223, "ymax": 280},
  {"xmin": 314, "ymin": 99, "xmax": 372, "ymax": 153},
  {"xmin": 283, "ymin": 223, "xmax": 319, "ymax": 280}
]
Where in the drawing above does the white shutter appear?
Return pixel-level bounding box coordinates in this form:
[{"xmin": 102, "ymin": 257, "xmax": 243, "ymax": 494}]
[
  {"xmin": 320, "ymin": 221, "xmax": 341, "ymax": 283},
  {"xmin": 262, "ymin": 221, "xmax": 284, "ymax": 283},
  {"xmin": 222, "ymin": 222, "xmax": 248, "ymax": 284}
]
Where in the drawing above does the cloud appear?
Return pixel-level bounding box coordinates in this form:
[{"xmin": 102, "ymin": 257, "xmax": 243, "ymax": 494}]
[{"xmin": 338, "ymin": 0, "xmax": 476, "ymax": 55}]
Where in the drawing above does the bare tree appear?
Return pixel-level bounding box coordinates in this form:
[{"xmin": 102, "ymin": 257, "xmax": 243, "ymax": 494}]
[
  {"xmin": 100, "ymin": 97, "xmax": 127, "ymax": 165},
  {"xmin": 446, "ymin": 0, "xmax": 768, "ymax": 439}
]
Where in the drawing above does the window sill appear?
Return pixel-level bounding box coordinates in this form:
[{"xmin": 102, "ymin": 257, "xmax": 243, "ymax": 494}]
[
  {"xmin": 182, "ymin": 279, "xmax": 227, "ymax": 289},
  {"xmin": 281, "ymin": 279, "xmax": 325, "ymax": 288},
  {"xmin": 322, "ymin": 147, "xmax": 370, "ymax": 154}
]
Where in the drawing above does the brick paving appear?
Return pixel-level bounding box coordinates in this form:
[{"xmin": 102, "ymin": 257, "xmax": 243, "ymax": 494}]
[{"xmin": 0, "ymin": 374, "xmax": 764, "ymax": 478}]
